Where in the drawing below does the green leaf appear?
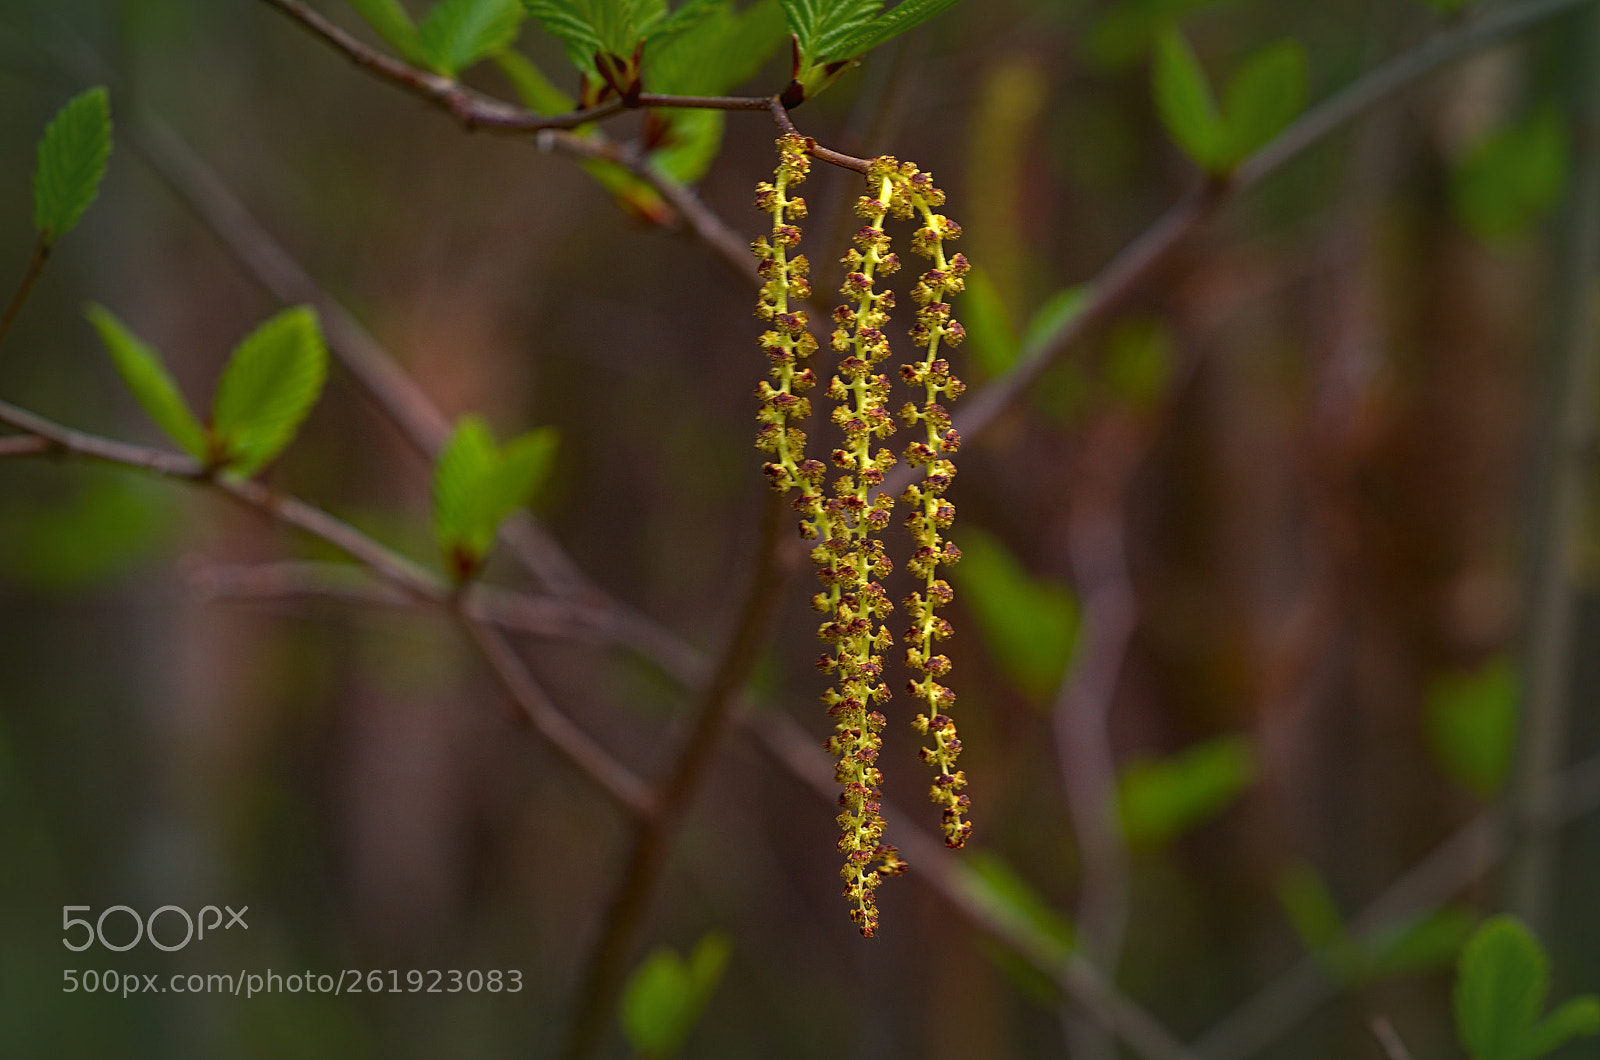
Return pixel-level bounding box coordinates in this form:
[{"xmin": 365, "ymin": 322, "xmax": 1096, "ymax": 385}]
[
  {"xmin": 1456, "ymin": 916, "xmax": 1550, "ymax": 1060},
  {"xmin": 1362, "ymin": 905, "xmax": 1477, "ymax": 980},
  {"xmin": 954, "ymin": 527, "xmax": 1079, "ymax": 700},
  {"xmin": 86, "ymin": 304, "xmax": 208, "ymax": 460},
  {"xmin": 1426, "ymin": 657, "xmax": 1518, "ymax": 798},
  {"xmin": 1117, "ymin": 734, "xmax": 1254, "ymax": 849},
  {"xmin": 1274, "ymin": 861, "xmax": 1364, "ymax": 978},
  {"xmin": 1151, "ymin": 25, "xmax": 1222, "ymax": 171},
  {"xmin": 1453, "ymin": 105, "xmax": 1568, "ymax": 243},
  {"xmin": 432, "ymin": 417, "xmax": 557, "ymax": 578},
  {"xmin": 821, "ymin": 0, "xmax": 962, "ymax": 64},
  {"xmin": 1102, "ymin": 316, "xmax": 1172, "ymax": 408},
  {"xmin": 1517, "ymin": 996, "xmax": 1600, "ymax": 1060},
  {"xmin": 956, "ymin": 851, "xmax": 1074, "ymax": 964},
  {"xmin": 1453, "ymin": 916, "xmax": 1600, "ymax": 1060},
  {"xmin": 486, "ymin": 426, "xmax": 558, "ymax": 531},
  {"xmin": 1020, "ymin": 284, "xmax": 1089, "ymax": 354},
  {"xmin": 346, "ymin": 0, "xmax": 428, "ymax": 65},
  {"xmin": 1217, "ymin": 38, "xmax": 1306, "ymax": 166},
  {"xmin": 419, "ymin": 0, "xmax": 525, "ymax": 75},
  {"xmin": 433, "ymin": 415, "xmax": 499, "ymax": 569},
  {"xmin": 618, "ymin": 931, "xmax": 732, "ymax": 1060},
  {"xmin": 781, "ymin": 0, "xmax": 876, "ymax": 62},
  {"xmin": 33, "ymin": 86, "xmax": 112, "ymax": 244},
  {"xmin": 209, "ymin": 307, "xmax": 329, "ymax": 476}
]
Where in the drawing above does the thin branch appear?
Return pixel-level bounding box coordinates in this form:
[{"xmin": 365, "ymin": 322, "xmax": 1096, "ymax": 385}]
[
  {"xmin": 562, "ymin": 490, "xmax": 792, "ymax": 1060},
  {"xmin": 0, "ymin": 433, "xmax": 52, "ymax": 458},
  {"xmin": 1367, "ymin": 1015, "xmax": 1416, "ymax": 1060},
  {"xmin": 953, "ymin": 0, "xmax": 1600, "ymax": 454},
  {"xmin": 462, "ymin": 619, "xmax": 658, "ymax": 818},
  {"xmin": 0, "ymin": 395, "xmax": 655, "ymax": 817},
  {"xmin": 0, "ymin": 235, "xmax": 51, "ymax": 354},
  {"xmin": 1192, "ymin": 752, "xmax": 1600, "ymax": 1060},
  {"xmin": 768, "ymin": 97, "xmax": 873, "ymax": 173},
  {"xmin": 256, "ymin": 0, "xmax": 773, "ymax": 135},
  {"xmin": 743, "ymin": 708, "xmax": 1201, "ymax": 1060}
]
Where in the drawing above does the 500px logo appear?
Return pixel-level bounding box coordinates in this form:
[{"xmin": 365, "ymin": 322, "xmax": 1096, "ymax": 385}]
[{"xmin": 62, "ymin": 905, "xmax": 248, "ymax": 952}]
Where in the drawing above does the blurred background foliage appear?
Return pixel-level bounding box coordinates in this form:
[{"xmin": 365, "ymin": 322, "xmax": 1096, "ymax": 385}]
[{"xmin": 2, "ymin": 0, "xmax": 1599, "ymax": 1057}]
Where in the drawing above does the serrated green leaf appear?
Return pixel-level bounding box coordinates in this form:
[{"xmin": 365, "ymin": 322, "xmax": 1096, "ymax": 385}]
[
  {"xmin": 1456, "ymin": 916, "xmax": 1549, "ymax": 1060},
  {"xmin": 419, "ymin": 0, "xmax": 524, "ymax": 75},
  {"xmin": 346, "ymin": 0, "xmax": 428, "ymax": 65},
  {"xmin": 86, "ymin": 305, "xmax": 207, "ymax": 459},
  {"xmin": 821, "ymin": 0, "xmax": 961, "ymax": 63},
  {"xmin": 956, "ymin": 851, "xmax": 1074, "ymax": 964},
  {"xmin": 619, "ymin": 931, "xmax": 731, "ymax": 1060},
  {"xmin": 1152, "ymin": 25, "xmax": 1222, "ymax": 171},
  {"xmin": 33, "ymin": 86, "xmax": 112, "ymax": 244},
  {"xmin": 1117, "ymin": 734, "xmax": 1253, "ymax": 849},
  {"xmin": 433, "ymin": 415, "xmax": 499, "ymax": 567},
  {"xmin": 955, "ymin": 527, "xmax": 1078, "ymax": 700},
  {"xmin": 1219, "ymin": 38, "xmax": 1306, "ymax": 166},
  {"xmin": 1426, "ymin": 657, "xmax": 1518, "ymax": 798},
  {"xmin": 209, "ymin": 307, "xmax": 328, "ymax": 476},
  {"xmin": 1516, "ymin": 996, "xmax": 1600, "ymax": 1060},
  {"xmin": 781, "ymin": 0, "xmax": 879, "ymax": 64}
]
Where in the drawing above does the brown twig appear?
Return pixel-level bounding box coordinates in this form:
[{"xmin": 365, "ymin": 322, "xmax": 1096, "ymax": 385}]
[
  {"xmin": 562, "ymin": 489, "xmax": 792, "ymax": 1060},
  {"xmin": 0, "ymin": 235, "xmax": 51, "ymax": 355},
  {"xmin": 768, "ymin": 97, "xmax": 872, "ymax": 173},
  {"xmin": 0, "ymin": 394, "xmax": 655, "ymax": 817}
]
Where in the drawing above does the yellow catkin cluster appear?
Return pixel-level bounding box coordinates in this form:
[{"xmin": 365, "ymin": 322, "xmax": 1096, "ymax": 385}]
[{"xmin": 755, "ymin": 139, "xmax": 969, "ymax": 935}]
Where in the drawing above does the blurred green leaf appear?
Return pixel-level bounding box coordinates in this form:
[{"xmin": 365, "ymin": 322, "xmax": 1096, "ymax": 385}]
[
  {"xmin": 1363, "ymin": 905, "xmax": 1477, "ymax": 979},
  {"xmin": 957, "ymin": 851, "xmax": 1074, "ymax": 964},
  {"xmin": 619, "ymin": 931, "xmax": 732, "ymax": 1060},
  {"xmin": 1117, "ymin": 734, "xmax": 1253, "ymax": 849},
  {"xmin": 419, "ymin": 0, "xmax": 524, "ymax": 75},
  {"xmin": 1453, "ymin": 105, "xmax": 1568, "ymax": 243},
  {"xmin": 346, "ymin": 0, "xmax": 428, "ymax": 64},
  {"xmin": 962, "ymin": 267, "xmax": 1021, "ymax": 376},
  {"xmin": 1218, "ymin": 38, "xmax": 1306, "ymax": 164},
  {"xmin": 210, "ymin": 306, "xmax": 329, "ymax": 477},
  {"xmin": 33, "ymin": 86, "xmax": 112, "ymax": 244},
  {"xmin": 1102, "ymin": 316, "xmax": 1172, "ymax": 408},
  {"xmin": 650, "ymin": 109, "xmax": 724, "ymax": 184},
  {"xmin": 1454, "ymin": 915, "xmax": 1600, "ymax": 1060},
  {"xmin": 1152, "ymin": 25, "xmax": 1222, "ymax": 171},
  {"xmin": 86, "ymin": 305, "xmax": 208, "ymax": 460},
  {"xmin": 494, "ymin": 48, "xmax": 575, "ymax": 112},
  {"xmin": 0, "ymin": 468, "xmax": 173, "ymax": 590},
  {"xmin": 1426, "ymin": 657, "xmax": 1518, "ymax": 798},
  {"xmin": 1275, "ymin": 861, "xmax": 1342, "ymax": 951},
  {"xmin": 954, "ymin": 527, "xmax": 1078, "ymax": 700},
  {"xmin": 432, "ymin": 416, "xmax": 558, "ymax": 578}
]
